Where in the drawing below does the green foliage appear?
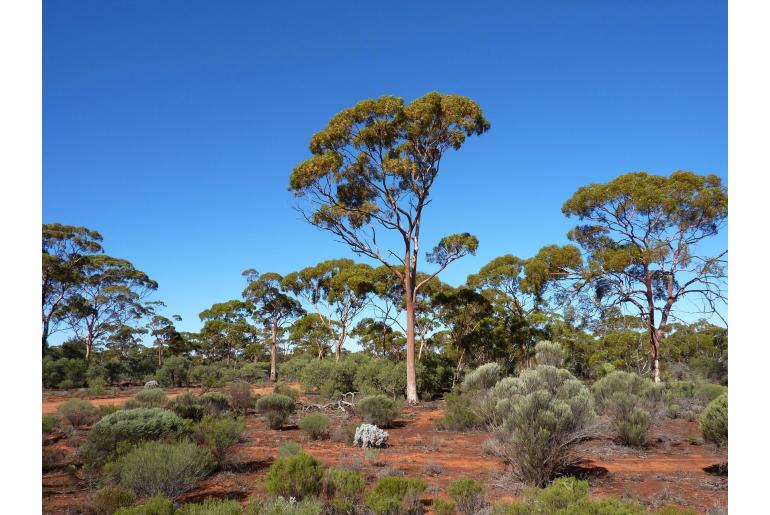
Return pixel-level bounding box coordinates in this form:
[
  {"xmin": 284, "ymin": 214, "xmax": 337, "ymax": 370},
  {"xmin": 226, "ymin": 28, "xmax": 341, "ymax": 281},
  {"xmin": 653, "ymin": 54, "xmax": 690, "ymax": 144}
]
[
  {"xmin": 354, "ymin": 359, "xmax": 407, "ymax": 399},
  {"xmin": 274, "ymin": 382, "xmax": 300, "ymax": 401},
  {"xmin": 176, "ymin": 498, "xmax": 243, "ymax": 515},
  {"xmin": 156, "ymin": 356, "xmax": 190, "ymax": 387},
  {"xmin": 495, "ymin": 365, "xmax": 595, "ymax": 486},
  {"xmin": 279, "ymin": 440, "xmax": 303, "ymax": 458},
  {"xmin": 437, "ymin": 391, "xmax": 482, "ymax": 431},
  {"xmin": 433, "ymin": 499, "xmax": 457, "ymax": 515},
  {"xmin": 86, "ymin": 408, "xmax": 189, "ymax": 465},
  {"xmin": 131, "ymin": 388, "xmax": 168, "ymax": 408},
  {"xmin": 169, "ymin": 392, "xmax": 205, "ymax": 421},
  {"xmin": 227, "ymin": 380, "xmax": 256, "ymax": 415},
  {"xmin": 192, "ymin": 415, "xmax": 245, "ymax": 464},
  {"xmin": 535, "ymin": 341, "xmax": 565, "ymax": 367},
  {"xmin": 326, "ymin": 467, "xmax": 366, "ymax": 503},
  {"xmin": 447, "ymin": 478, "xmax": 486, "ymax": 515},
  {"xmin": 245, "ymin": 496, "xmax": 324, "ymax": 515},
  {"xmin": 265, "ymin": 451, "xmax": 324, "ymax": 499},
  {"xmin": 300, "ymin": 358, "xmax": 357, "ymax": 399},
  {"xmin": 299, "ymin": 412, "xmax": 330, "ymax": 440},
  {"xmin": 416, "ymin": 353, "xmax": 455, "ymax": 400},
  {"xmin": 57, "ymin": 398, "xmax": 100, "ymax": 427},
  {"xmin": 199, "ymin": 392, "xmax": 231, "ymax": 417},
  {"xmin": 461, "ymin": 363, "xmax": 501, "ymax": 393},
  {"xmin": 365, "ymin": 476, "xmax": 427, "ymax": 515},
  {"xmin": 90, "ymin": 484, "xmax": 137, "ymax": 515},
  {"xmin": 358, "ymin": 394, "xmax": 400, "ymax": 427},
  {"xmin": 43, "ymin": 356, "xmax": 89, "ymax": 389},
  {"xmin": 700, "ymin": 392, "xmax": 727, "ymax": 446},
  {"xmin": 256, "ymin": 393, "xmax": 296, "ymax": 429},
  {"xmin": 592, "ymin": 371, "xmax": 663, "ymax": 446},
  {"xmin": 42, "ymin": 413, "xmax": 59, "ymax": 434},
  {"xmin": 114, "ymin": 494, "xmax": 174, "ymax": 515},
  {"xmin": 111, "ymin": 440, "xmax": 215, "ymax": 499}
]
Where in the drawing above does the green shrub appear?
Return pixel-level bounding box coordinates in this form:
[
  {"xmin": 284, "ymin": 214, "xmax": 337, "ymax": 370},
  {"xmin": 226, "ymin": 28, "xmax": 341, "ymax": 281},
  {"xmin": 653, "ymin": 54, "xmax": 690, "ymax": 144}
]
[
  {"xmin": 265, "ymin": 451, "xmax": 324, "ymax": 499},
  {"xmin": 534, "ymin": 340, "xmax": 565, "ymax": 367},
  {"xmin": 299, "ymin": 412, "xmax": 331, "ymax": 440},
  {"xmin": 86, "ymin": 408, "xmax": 189, "ymax": 465},
  {"xmin": 131, "ymin": 388, "xmax": 168, "ymax": 408},
  {"xmin": 90, "ymin": 484, "xmax": 137, "ymax": 515},
  {"xmin": 112, "ymin": 440, "xmax": 215, "ymax": 499},
  {"xmin": 592, "ymin": 371, "xmax": 663, "ymax": 447},
  {"xmin": 437, "ymin": 391, "xmax": 482, "ymax": 431},
  {"xmin": 156, "ymin": 356, "xmax": 190, "ymax": 387},
  {"xmin": 192, "ymin": 415, "xmax": 245, "ymax": 464},
  {"xmin": 433, "ymin": 499, "xmax": 457, "ymax": 515},
  {"xmin": 358, "ymin": 394, "xmax": 400, "ymax": 427},
  {"xmin": 494, "ymin": 365, "xmax": 595, "ymax": 486},
  {"xmin": 447, "ymin": 478, "xmax": 485, "ymax": 515},
  {"xmin": 169, "ymin": 392, "xmax": 205, "ymax": 421},
  {"xmin": 461, "ymin": 363, "xmax": 501, "ymax": 393},
  {"xmin": 256, "ymin": 393, "xmax": 296, "ymax": 429},
  {"xmin": 700, "ymin": 392, "xmax": 727, "ymax": 446},
  {"xmin": 245, "ymin": 496, "xmax": 324, "ymax": 515},
  {"xmin": 42, "ymin": 413, "xmax": 59, "ymax": 434},
  {"xmin": 365, "ymin": 476, "xmax": 427, "ymax": 515},
  {"xmin": 274, "ymin": 382, "xmax": 300, "ymax": 401},
  {"xmin": 227, "ymin": 380, "xmax": 256, "ymax": 415},
  {"xmin": 114, "ymin": 494, "xmax": 174, "ymax": 515},
  {"xmin": 279, "ymin": 440, "xmax": 303, "ymax": 458},
  {"xmin": 200, "ymin": 392, "xmax": 231, "ymax": 416},
  {"xmin": 326, "ymin": 467, "xmax": 366, "ymax": 503},
  {"xmin": 354, "ymin": 359, "xmax": 407, "ymax": 398},
  {"xmin": 695, "ymin": 383, "xmax": 726, "ymax": 402},
  {"xmin": 176, "ymin": 498, "xmax": 243, "ymax": 515},
  {"xmin": 300, "ymin": 358, "xmax": 357, "ymax": 399},
  {"xmin": 57, "ymin": 398, "xmax": 100, "ymax": 427}
]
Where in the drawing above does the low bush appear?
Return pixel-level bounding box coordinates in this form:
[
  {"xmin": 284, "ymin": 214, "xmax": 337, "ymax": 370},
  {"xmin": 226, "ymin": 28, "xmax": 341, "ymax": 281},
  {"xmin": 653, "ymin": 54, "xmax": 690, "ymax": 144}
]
[
  {"xmin": 114, "ymin": 494, "xmax": 174, "ymax": 515},
  {"xmin": 353, "ymin": 423, "xmax": 388, "ymax": 448},
  {"xmin": 57, "ymin": 399, "xmax": 100, "ymax": 428},
  {"xmin": 326, "ymin": 467, "xmax": 366, "ymax": 504},
  {"xmin": 299, "ymin": 412, "xmax": 330, "ymax": 440},
  {"xmin": 279, "ymin": 440, "xmax": 303, "ymax": 458},
  {"xmin": 265, "ymin": 451, "xmax": 324, "ymax": 499},
  {"xmin": 169, "ymin": 392, "xmax": 205, "ymax": 421},
  {"xmin": 354, "ymin": 359, "xmax": 407, "ymax": 399},
  {"xmin": 437, "ymin": 391, "xmax": 482, "ymax": 431},
  {"xmin": 199, "ymin": 392, "xmax": 231, "ymax": 416},
  {"xmin": 156, "ymin": 356, "xmax": 190, "ymax": 387},
  {"xmin": 433, "ymin": 499, "xmax": 457, "ymax": 515},
  {"xmin": 358, "ymin": 394, "xmax": 400, "ymax": 427},
  {"xmin": 131, "ymin": 388, "xmax": 168, "ymax": 408},
  {"xmin": 447, "ymin": 478, "xmax": 486, "ymax": 515},
  {"xmin": 227, "ymin": 381, "xmax": 256, "ymax": 415},
  {"xmin": 461, "ymin": 363, "xmax": 501, "ymax": 393},
  {"xmin": 700, "ymin": 392, "xmax": 727, "ymax": 446},
  {"xmin": 331, "ymin": 419, "xmax": 358, "ymax": 444},
  {"xmin": 300, "ymin": 358, "xmax": 357, "ymax": 399},
  {"xmin": 592, "ymin": 371, "xmax": 663, "ymax": 447},
  {"xmin": 695, "ymin": 383, "xmax": 726, "ymax": 402},
  {"xmin": 494, "ymin": 365, "xmax": 595, "ymax": 486},
  {"xmin": 365, "ymin": 476, "xmax": 426, "ymax": 515},
  {"xmin": 192, "ymin": 415, "xmax": 245, "ymax": 464},
  {"xmin": 256, "ymin": 393, "xmax": 296, "ymax": 429},
  {"xmin": 111, "ymin": 440, "xmax": 215, "ymax": 499},
  {"xmin": 534, "ymin": 340, "xmax": 565, "ymax": 367},
  {"xmin": 245, "ymin": 496, "xmax": 324, "ymax": 515},
  {"xmin": 176, "ymin": 498, "xmax": 242, "ymax": 515},
  {"xmin": 90, "ymin": 485, "xmax": 136, "ymax": 515},
  {"xmin": 274, "ymin": 382, "xmax": 300, "ymax": 401},
  {"xmin": 42, "ymin": 413, "xmax": 59, "ymax": 434}
]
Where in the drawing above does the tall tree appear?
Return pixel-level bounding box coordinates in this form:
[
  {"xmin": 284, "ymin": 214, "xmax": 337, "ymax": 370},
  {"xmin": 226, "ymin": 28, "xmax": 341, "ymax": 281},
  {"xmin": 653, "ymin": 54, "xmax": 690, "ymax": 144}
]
[
  {"xmin": 242, "ymin": 270, "xmax": 304, "ymax": 381},
  {"xmin": 148, "ymin": 314, "xmax": 184, "ymax": 365},
  {"xmin": 290, "ymin": 92, "xmax": 487, "ymax": 402},
  {"xmin": 42, "ymin": 224, "xmax": 103, "ymax": 352},
  {"xmin": 289, "ymin": 313, "xmax": 336, "ymax": 359},
  {"xmin": 351, "ymin": 317, "xmax": 406, "ymax": 360},
  {"xmin": 527, "ymin": 171, "xmax": 727, "ymax": 382},
  {"xmin": 199, "ymin": 300, "xmax": 255, "ymax": 363},
  {"xmin": 283, "ymin": 259, "xmax": 374, "ymax": 360}
]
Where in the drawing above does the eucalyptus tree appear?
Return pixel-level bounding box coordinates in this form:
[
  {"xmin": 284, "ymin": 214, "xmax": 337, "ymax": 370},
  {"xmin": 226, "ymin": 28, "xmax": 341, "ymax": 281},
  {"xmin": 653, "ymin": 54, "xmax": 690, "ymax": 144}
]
[
  {"xmin": 282, "ymin": 259, "xmax": 374, "ymax": 360},
  {"xmin": 351, "ymin": 317, "xmax": 406, "ymax": 360},
  {"xmin": 289, "ymin": 313, "xmax": 336, "ymax": 359},
  {"xmin": 42, "ymin": 224, "xmax": 103, "ymax": 352},
  {"xmin": 290, "ymin": 92, "xmax": 487, "ymax": 402},
  {"xmin": 148, "ymin": 314, "xmax": 184, "ymax": 365},
  {"xmin": 198, "ymin": 300, "xmax": 255, "ymax": 363},
  {"xmin": 62, "ymin": 255, "xmax": 158, "ymax": 359},
  {"xmin": 242, "ymin": 270, "xmax": 305, "ymax": 381},
  {"xmin": 526, "ymin": 171, "xmax": 728, "ymax": 382}
]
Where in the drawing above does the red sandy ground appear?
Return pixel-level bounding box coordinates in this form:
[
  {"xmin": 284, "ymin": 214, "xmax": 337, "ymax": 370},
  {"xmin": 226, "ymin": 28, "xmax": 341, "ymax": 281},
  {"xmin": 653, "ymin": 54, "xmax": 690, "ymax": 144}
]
[{"xmin": 42, "ymin": 386, "xmax": 727, "ymax": 514}]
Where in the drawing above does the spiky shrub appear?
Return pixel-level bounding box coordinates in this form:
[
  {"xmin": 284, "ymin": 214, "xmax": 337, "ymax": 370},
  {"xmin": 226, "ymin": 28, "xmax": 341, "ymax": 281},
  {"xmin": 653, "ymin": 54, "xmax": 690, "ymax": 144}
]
[
  {"xmin": 89, "ymin": 485, "xmax": 136, "ymax": 515},
  {"xmin": 358, "ymin": 394, "xmax": 400, "ymax": 427},
  {"xmin": 433, "ymin": 499, "xmax": 457, "ymax": 515},
  {"xmin": 176, "ymin": 498, "xmax": 243, "ymax": 515},
  {"xmin": 494, "ymin": 365, "xmax": 595, "ymax": 486},
  {"xmin": 192, "ymin": 415, "xmax": 245, "ymax": 464},
  {"xmin": 461, "ymin": 363, "xmax": 502, "ymax": 393},
  {"xmin": 199, "ymin": 392, "xmax": 231, "ymax": 417},
  {"xmin": 265, "ymin": 451, "xmax": 324, "ymax": 499},
  {"xmin": 700, "ymin": 392, "xmax": 727, "ymax": 446},
  {"xmin": 592, "ymin": 370, "xmax": 664, "ymax": 447},
  {"xmin": 274, "ymin": 382, "xmax": 300, "ymax": 401},
  {"xmin": 299, "ymin": 412, "xmax": 331, "ymax": 440},
  {"xmin": 534, "ymin": 340, "xmax": 565, "ymax": 367},
  {"xmin": 86, "ymin": 408, "xmax": 190, "ymax": 466},
  {"xmin": 114, "ymin": 494, "xmax": 174, "ymax": 515},
  {"xmin": 111, "ymin": 440, "xmax": 215, "ymax": 499},
  {"xmin": 57, "ymin": 399, "xmax": 100, "ymax": 428},
  {"xmin": 365, "ymin": 476, "xmax": 427, "ymax": 515},
  {"xmin": 169, "ymin": 392, "xmax": 204, "ymax": 421},
  {"xmin": 447, "ymin": 478, "xmax": 486, "ymax": 515},
  {"xmin": 226, "ymin": 380, "xmax": 256, "ymax": 416},
  {"xmin": 326, "ymin": 467, "xmax": 366, "ymax": 504},
  {"xmin": 256, "ymin": 393, "xmax": 296, "ymax": 429},
  {"xmin": 245, "ymin": 496, "xmax": 324, "ymax": 515},
  {"xmin": 353, "ymin": 423, "xmax": 388, "ymax": 448}
]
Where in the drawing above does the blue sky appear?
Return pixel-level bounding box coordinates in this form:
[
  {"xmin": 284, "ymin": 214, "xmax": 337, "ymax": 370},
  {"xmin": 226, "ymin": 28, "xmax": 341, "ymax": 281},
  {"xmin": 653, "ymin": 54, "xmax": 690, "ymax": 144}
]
[{"xmin": 43, "ymin": 0, "xmax": 727, "ymax": 337}]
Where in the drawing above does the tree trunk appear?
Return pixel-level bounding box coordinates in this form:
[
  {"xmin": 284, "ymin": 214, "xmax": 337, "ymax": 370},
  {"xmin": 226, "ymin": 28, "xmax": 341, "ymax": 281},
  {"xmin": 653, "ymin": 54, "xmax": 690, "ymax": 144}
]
[
  {"xmin": 335, "ymin": 326, "xmax": 346, "ymax": 361},
  {"xmin": 651, "ymin": 329, "xmax": 662, "ymax": 383},
  {"xmin": 404, "ymin": 271, "xmax": 418, "ymax": 404},
  {"xmin": 270, "ymin": 321, "xmax": 278, "ymax": 382}
]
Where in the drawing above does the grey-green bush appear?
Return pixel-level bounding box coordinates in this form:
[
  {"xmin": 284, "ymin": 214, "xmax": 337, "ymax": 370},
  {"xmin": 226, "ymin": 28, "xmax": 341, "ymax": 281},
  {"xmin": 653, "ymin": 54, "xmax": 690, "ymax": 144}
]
[
  {"xmin": 274, "ymin": 382, "xmax": 300, "ymax": 401},
  {"xmin": 256, "ymin": 393, "xmax": 296, "ymax": 429},
  {"xmin": 199, "ymin": 392, "xmax": 231, "ymax": 417},
  {"xmin": 192, "ymin": 415, "xmax": 245, "ymax": 464},
  {"xmin": 57, "ymin": 398, "xmax": 100, "ymax": 427},
  {"xmin": 534, "ymin": 340, "xmax": 565, "ymax": 367},
  {"xmin": 494, "ymin": 365, "xmax": 595, "ymax": 486},
  {"xmin": 461, "ymin": 363, "xmax": 502, "ymax": 393},
  {"xmin": 129, "ymin": 388, "xmax": 168, "ymax": 408},
  {"xmin": 447, "ymin": 478, "xmax": 486, "ymax": 515},
  {"xmin": 176, "ymin": 498, "xmax": 242, "ymax": 515},
  {"xmin": 111, "ymin": 440, "xmax": 215, "ymax": 499},
  {"xmin": 245, "ymin": 496, "xmax": 324, "ymax": 515},
  {"xmin": 700, "ymin": 392, "xmax": 727, "ymax": 446},
  {"xmin": 265, "ymin": 451, "xmax": 324, "ymax": 499},
  {"xmin": 156, "ymin": 356, "xmax": 190, "ymax": 387},
  {"xmin": 365, "ymin": 476, "xmax": 426, "ymax": 515},
  {"xmin": 169, "ymin": 392, "xmax": 205, "ymax": 421},
  {"xmin": 114, "ymin": 494, "xmax": 174, "ymax": 515},
  {"xmin": 279, "ymin": 440, "xmax": 303, "ymax": 457},
  {"xmin": 358, "ymin": 394, "xmax": 400, "ymax": 427},
  {"xmin": 299, "ymin": 412, "xmax": 330, "ymax": 440},
  {"xmin": 89, "ymin": 484, "xmax": 137, "ymax": 515},
  {"xmin": 226, "ymin": 380, "xmax": 256, "ymax": 415},
  {"xmin": 326, "ymin": 467, "xmax": 366, "ymax": 504}
]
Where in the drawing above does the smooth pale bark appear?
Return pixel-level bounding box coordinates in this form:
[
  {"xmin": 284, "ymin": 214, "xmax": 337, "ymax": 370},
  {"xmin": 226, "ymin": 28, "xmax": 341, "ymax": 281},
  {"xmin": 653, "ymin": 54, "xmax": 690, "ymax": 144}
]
[
  {"xmin": 404, "ymin": 268, "xmax": 418, "ymax": 403},
  {"xmin": 270, "ymin": 322, "xmax": 278, "ymax": 382}
]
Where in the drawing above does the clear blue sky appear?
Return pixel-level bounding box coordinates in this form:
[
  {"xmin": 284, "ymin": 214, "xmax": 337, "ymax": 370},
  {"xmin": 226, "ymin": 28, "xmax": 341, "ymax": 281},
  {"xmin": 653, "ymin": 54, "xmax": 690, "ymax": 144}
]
[{"xmin": 43, "ymin": 0, "xmax": 727, "ymax": 336}]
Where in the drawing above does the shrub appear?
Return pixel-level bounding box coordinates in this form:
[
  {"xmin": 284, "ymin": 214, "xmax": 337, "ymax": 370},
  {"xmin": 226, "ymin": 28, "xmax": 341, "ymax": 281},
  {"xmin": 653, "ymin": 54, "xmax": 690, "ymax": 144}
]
[
  {"xmin": 358, "ymin": 394, "xmax": 400, "ymax": 427},
  {"xmin": 365, "ymin": 476, "xmax": 426, "ymax": 515},
  {"xmin": 326, "ymin": 467, "xmax": 366, "ymax": 503},
  {"xmin": 42, "ymin": 413, "xmax": 59, "ymax": 434},
  {"xmin": 256, "ymin": 393, "xmax": 295, "ymax": 429},
  {"xmin": 534, "ymin": 340, "xmax": 565, "ymax": 367},
  {"xmin": 274, "ymin": 382, "xmax": 300, "ymax": 401},
  {"xmin": 246, "ymin": 496, "xmax": 324, "ymax": 515},
  {"xmin": 592, "ymin": 371, "xmax": 663, "ymax": 447},
  {"xmin": 437, "ymin": 391, "xmax": 482, "ymax": 430},
  {"xmin": 57, "ymin": 399, "xmax": 100, "ymax": 427},
  {"xmin": 176, "ymin": 498, "xmax": 243, "ymax": 515},
  {"xmin": 90, "ymin": 485, "xmax": 136, "ymax": 515},
  {"xmin": 112, "ymin": 440, "xmax": 215, "ymax": 499},
  {"xmin": 695, "ymin": 383, "xmax": 726, "ymax": 402},
  {"xmin": 494, "ymin": 365, "xmax": 595, "ymax": 486},
  {"xmin": 700, "ymin": 393, "xmax": 727, "ymax": 446},
  {"xmin": 227, "ymin": 380, "xmax": 256, "ymax": 415},
  {"xmin": 114, "ymin": 494, "xmax": 174, "ymax": 515},
  {"xmin": 86, "ymin": 408, "xmax": 189, "ymax": 465},
  {"xmin": 354, "ymin": 423, "xmax": 388, "ymax": 448},
  {"xmin": 200, "ymin": 391, "xmax": 231, "ymax": 416},
  {"xmin": 433, "ymin": 499, "xmax": 457, "ymax": 515},
  {"xmin": 354, "ymin": 359, "xmax": 407, "ymax": 399},
  {"xmin": 265, "ymin": 451, "xmax": 324, "ymax": 499},
  {"xmin": 156, "ymin": 356, "xmax": 190, "ymax": 387},
  {"xmin": 192, "ymin": 415, "xmax": 245, "ymax": 464},
  {"xmin": 299, "ymin": 412, "xmax": 330, "ymax": 440},
  {"xmin": 279, "ymin": 440, "xmax": 303, "ymax": 458},
  {"xmin": 300, "ymin": 358, "xmax": 357, "ymax": 399},
  {"xmin": 331, "ymin": 419, "xmax": 358, "ymax": 444},
  {"xmin": 447, "ymin": 478, "xmax": 485, "ymax": 515},
  {"xmin": 169, "ymin": 392, "xmax": 205, "ymax": 421},
  {"xmin": 130, "ymin": 388, "xmax": 168, "ymax": 408},
  {"xmin": 461, "ymin": 363, "xmax": 501, "ymax": 393}
]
